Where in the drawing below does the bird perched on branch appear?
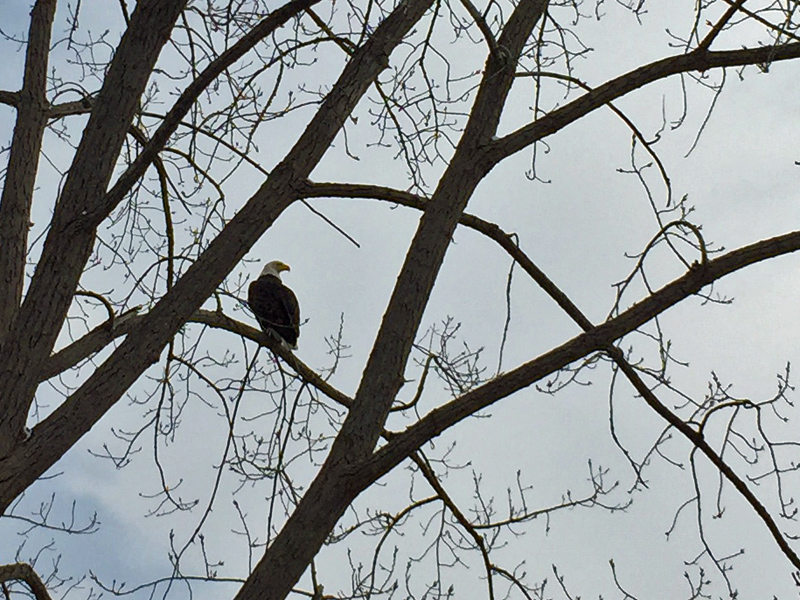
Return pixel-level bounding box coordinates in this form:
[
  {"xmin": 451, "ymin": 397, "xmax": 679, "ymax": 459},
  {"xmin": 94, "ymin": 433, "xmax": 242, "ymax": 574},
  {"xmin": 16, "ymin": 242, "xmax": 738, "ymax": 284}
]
[{"xmin": 248, "ymin": 260, "xmax": 300, "ymax": 350}]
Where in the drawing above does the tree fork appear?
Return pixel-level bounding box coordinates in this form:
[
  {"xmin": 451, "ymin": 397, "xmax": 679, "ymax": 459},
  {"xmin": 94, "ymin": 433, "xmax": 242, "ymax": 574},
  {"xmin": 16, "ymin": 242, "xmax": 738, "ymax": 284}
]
[
  {"xmin": 0, "ymin": 0, "xmax": 189, "ymax": 457},
  {"xmin": 234, "ymin": 1, "xmax": 549, "ymax": 597},
  {"xmin": 0, "ymin": 0, "xmax": 438, "ymax": 517},
  {"xmin": 0, "ymin": 0, "xmax": 57, "ymax": 338}
]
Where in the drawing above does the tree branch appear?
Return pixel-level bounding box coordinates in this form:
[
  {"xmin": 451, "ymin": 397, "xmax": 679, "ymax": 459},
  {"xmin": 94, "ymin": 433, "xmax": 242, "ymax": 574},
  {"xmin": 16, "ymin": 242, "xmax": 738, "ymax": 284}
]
[
  {"xmin": 0, "ymin": 0, "xmax": 57, "ymax": 338},
  {"xmin": 490, "ymin": 42, "xmax": 800, "ymax": 163},
  {"xmin": 0, "ymin": 0, "xmax": 436, "ymax": 529},
  {"xmin": 610, "ymin": 350, "xmax": 800, "ymax": 571},
  {"xmin": 0, "ymin": 563, "xmax": 52, "ymax": 600},
  {"xmin": 41, "ymin": 306, "xmax": 353, "ymax": 406},
  {"xmin": 99, "ymin": 0, "xmax": 322, "ymax": 224},
  {"xmin": 0, "ymin": 90, "xmax": 20, "ymax": 108},
  {"xmin": 330, "ymin": 0, "xmax": 550, "ymax": 471},
  {"xmin": 362, "ymin": 229, "xmax": 800, "ymax": 488},
  {"xmin": 304, "ymin": 180, "xmax": 592, "ymax": 332},
  {"xmin": 0, "ymin": 0, "xmax": 189, "ymax": 456}
]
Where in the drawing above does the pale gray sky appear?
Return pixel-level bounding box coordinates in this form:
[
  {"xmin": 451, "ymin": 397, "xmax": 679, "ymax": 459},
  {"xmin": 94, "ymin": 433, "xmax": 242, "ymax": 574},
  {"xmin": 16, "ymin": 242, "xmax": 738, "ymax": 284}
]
[{"xmin": 2, "ymin": 0, "xmax": 800, "ymax": 598}]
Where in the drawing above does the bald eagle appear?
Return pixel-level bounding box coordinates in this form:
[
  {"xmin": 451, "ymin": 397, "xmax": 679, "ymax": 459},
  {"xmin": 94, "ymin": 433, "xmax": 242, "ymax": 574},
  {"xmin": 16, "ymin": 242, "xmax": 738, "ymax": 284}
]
[{"xmin": 248, "ymin": 260, "xmax": 300, "ymax": 349}]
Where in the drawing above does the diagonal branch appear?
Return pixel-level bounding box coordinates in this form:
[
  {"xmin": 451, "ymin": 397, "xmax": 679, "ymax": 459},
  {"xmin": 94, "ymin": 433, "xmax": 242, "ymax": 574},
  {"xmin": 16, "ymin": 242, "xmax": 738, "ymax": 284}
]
[
  {"xmin": 0, "ymin": 563, "xmax": 52, "ymax": 600},
  {"xmin": 698, "ymin": 0, "xmax": 747, "ymax": 51},
  {"xmin": 303, "ymin": 180, "xmax": 590, "ymax": 330},
  {"xmin": 272, "ymin": 180, "xmax": 800, "ymax": 570},
  {"xmin": 457, "ymin": 0, "xmax": 499, "ymax": 56},
  {"xmin": 361, "ymin": 229, "xmax": 800, "ymax": 489},
  {"xmin": 719, "ymin": 0, "xmax": 800, "ymax": 44},
  {"xmin": 332, "ymin": 0, "xmax": 550, "ymax": 469},
  {"xmin": 0, "ymin": 0, "xmax": 189, "ymax": 455},
  {"xmin": 99, "ymin": 0, "xmax": 321, "ymax": 225},
  {"xmin": 610, "ymin": 350, "xmax": 800, "ymax": 571},
  {"xmin": 42, "ymin": 305, "xmax": 354, "ymax": 412},
  {"xmin": 411, "ymin": 453, "xmax": 497, "ymax": 600},
  {"xmin": 489, "ymin": 42, "xmax": 800, "ymax": 164},
  {"xmin": 0, "ymin": 0, "xmax": 437, "ymax": 531},
  {"xmin": 188, "ymin": 310, "xmax": 354, "ymax": 409}
]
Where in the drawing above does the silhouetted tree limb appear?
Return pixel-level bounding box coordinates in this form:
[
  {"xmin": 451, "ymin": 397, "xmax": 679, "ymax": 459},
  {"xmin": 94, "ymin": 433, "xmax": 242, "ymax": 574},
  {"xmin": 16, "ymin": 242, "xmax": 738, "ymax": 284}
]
[
  {"xmin": 3, "ymin": 0, "xmax": 800, "ymax": 597},
  {"xmin": 0, "ymin": 563, "xmax": 52, "ymax": 600},
  {"xmin": 364, "ymin": 229, "xmax": 800, "ymax": 483},
  {"xmin": 0, "ymin": 0, "xmax": 189, "ymax": 457},
  {"xmin": 0, "ymin": 0, "xmax": 435, "ymax": 520},
  {"xmin": 0, "ymin": 0, "xmax": 56, "ymax": 337},
  {"xmin": 491, "ymin": 42, "xmax": 800, "ymax": 163}
]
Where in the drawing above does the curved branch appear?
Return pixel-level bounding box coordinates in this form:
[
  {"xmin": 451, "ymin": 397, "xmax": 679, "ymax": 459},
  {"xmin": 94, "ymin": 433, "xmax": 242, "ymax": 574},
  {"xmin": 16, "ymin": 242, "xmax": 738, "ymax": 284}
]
[
  {"xmin": 306, "ymin": 182, "xmax": 800, "ymax": 569},
  {"xmin": 490, "ymin": 42, "xmax": 800, "ymax": 163},
  {"xmin": 0, "ymin": 563, "xmax": 52, "ymax": 600},
  {"xmin": 50, "ymin": 178, "xmax": 582, "ymax": 391},
  {"xmin": 42, "ymin": 308, "xmax": 353, "ymax": 409},
  {"xmin": 361, "ymin": 229, "xmax": 800, "ymax": 491},
  {"xmin": 515, "ymin": 69, "xmax": 671, "ymax": 203},
  {"xmin": 47, "ymin": 96, "xmax": 93, "ymax": 118},
  {"xmin": 99, "ymin": 0, "xmax": 321, "ymax": 222},
  {"xmin": 457, "ymin": 0, "xmax": 498, "ymax": 56},
  {"xmin": 304, "ymin": 180, "xmax": 594, "ymax": 331},
  {"xmin": 127, "ymin": 126, "xmax": 176, "ymax": 289}
]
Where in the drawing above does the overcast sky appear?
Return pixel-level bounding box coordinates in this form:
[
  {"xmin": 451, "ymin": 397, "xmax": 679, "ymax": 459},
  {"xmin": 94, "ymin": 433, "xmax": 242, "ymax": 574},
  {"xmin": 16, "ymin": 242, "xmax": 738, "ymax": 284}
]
[{"xmin": 2, "ymin": 0, "xmax": 800, "ymax": 598}]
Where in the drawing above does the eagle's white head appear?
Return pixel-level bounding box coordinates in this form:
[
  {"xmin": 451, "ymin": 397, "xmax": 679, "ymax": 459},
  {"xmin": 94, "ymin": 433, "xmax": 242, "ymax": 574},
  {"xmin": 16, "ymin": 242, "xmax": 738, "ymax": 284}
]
[{"xmin": 260, "ymin": 260, "xmax": 291, "ymax": 280}]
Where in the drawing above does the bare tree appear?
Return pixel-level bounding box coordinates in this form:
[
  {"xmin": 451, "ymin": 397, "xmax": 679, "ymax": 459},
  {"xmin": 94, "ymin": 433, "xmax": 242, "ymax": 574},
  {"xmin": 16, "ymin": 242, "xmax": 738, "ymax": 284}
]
[{"xmin": 2, "ymin": 0, "xmax": 800, "ymax": 598}]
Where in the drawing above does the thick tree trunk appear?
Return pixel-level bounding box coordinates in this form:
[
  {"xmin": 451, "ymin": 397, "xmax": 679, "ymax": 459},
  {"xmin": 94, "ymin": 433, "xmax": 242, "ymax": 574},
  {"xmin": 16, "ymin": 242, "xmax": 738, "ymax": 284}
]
[
  {"xmin": 0, "ymin": 0, "xmax": 57, "ymax": 337},
  {"xmin": 234, "ymin": 2, "xmax": 549, "ymax": 598},
  {"xmin": 0, "ymin": 0, "xmax": 436, "ymax": 515},
  {"xmin": 0, "ymin": 0, "xmax": 189, "ymax": 458}
]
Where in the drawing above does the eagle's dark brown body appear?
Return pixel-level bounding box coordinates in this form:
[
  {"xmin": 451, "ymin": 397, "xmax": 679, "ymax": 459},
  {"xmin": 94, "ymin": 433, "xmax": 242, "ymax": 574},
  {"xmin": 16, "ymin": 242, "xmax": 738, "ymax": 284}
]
[{"xmin": 248, "ymin": 262, "xmax": 300, "ymax": 349}]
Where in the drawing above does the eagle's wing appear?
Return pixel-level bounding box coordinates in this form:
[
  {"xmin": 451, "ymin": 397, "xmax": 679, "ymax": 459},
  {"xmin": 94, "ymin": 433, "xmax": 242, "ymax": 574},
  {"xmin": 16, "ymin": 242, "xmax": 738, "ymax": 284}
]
[{"xmin": 248, "ymin": 276, "xmax": 300, "ymax": 348}]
